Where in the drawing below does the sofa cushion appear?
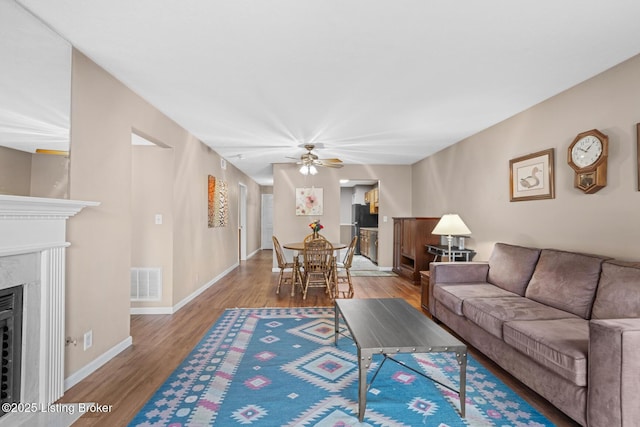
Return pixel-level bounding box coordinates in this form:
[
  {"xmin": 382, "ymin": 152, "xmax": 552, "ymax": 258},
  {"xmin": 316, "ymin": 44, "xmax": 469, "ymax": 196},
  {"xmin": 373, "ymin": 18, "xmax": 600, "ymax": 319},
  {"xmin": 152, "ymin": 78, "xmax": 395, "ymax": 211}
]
[
  {"xmin": 592, "ymin": 261, "xmax": 640, "ymax": 319},
  {"xmin": 433, "ymin": 283, "xmax": 518, "ymax": 316},
  {"xmin": 462, "ymin": 296, "xmax": 578, "ymax": 339},
  {"xmin": 503, "ymin": 318, "xmax": 589, "ymax": 386},
  {"xmin": 487, "ymin": 243, "xmax": 541, "ymax": 295},
  {"xmin": 525, "ymin": 249, "xmax": 607, "ymax": 319}
]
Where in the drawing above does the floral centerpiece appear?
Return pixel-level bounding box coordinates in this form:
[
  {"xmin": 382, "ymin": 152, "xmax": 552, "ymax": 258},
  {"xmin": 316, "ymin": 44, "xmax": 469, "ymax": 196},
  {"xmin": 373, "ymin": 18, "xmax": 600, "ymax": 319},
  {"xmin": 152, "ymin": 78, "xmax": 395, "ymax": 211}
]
[{"xmin": 309, "ymin": 219, "xmax": 324, "ymax": 237}]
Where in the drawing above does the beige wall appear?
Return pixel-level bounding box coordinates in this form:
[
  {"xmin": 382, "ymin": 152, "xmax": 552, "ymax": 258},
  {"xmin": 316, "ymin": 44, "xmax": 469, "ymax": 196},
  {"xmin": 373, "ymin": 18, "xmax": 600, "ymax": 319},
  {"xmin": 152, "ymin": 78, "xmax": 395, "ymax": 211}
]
[
  {"xmin": 412, "ymin": 53, "xmax": 640, "ymax": 261},
  {"xmin": 272, "ymin": 163, "xmax": 411, "ymax": 268},
  {"xmin": 0, "ymin": 146, "xmax": 69, "ymax": 197},
  {"xmin": 66, "ymin": 50, "xmax": 261, "ymax": 377},
  {"xmin": 30, "ymin": 152, "xmax": 69, "ymax": 198},
  {"xmin": 131, "ymin": 144, "xmax": 174, "ymax": 308},
  {"xmin": 0, "ymin": 146, "xmax": 31, "ymax": 195}
]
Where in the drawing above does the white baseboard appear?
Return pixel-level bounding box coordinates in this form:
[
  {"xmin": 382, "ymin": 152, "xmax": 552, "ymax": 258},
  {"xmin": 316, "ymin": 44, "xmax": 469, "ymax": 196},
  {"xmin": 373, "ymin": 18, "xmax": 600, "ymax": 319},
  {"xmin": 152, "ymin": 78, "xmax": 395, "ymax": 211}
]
[
  {"xmin": 130, "ymin": 306, "xmax": 173, "ymax": 315},
  {"xmin": 130, "ymin": 262, "xmax": 241, "ymax": 315},
  {"xmin": 247, "ymin": 248, "xmax": 260, "ymax": 259},
  {"xmin": 64, "ymin": 335, "xmax": 133, "ymax": 391},
  {"xmin": 172, "ymin": 262, "xmax": 239, "ymax": 313}
]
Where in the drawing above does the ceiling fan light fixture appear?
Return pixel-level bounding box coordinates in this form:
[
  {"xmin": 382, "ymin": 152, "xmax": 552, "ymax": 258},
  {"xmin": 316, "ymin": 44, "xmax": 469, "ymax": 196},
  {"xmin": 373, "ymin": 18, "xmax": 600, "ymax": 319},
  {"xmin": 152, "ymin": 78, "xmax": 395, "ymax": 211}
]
[{"xmin": 299, "ymin": 164, "xmax": 318, "ymax": 175}]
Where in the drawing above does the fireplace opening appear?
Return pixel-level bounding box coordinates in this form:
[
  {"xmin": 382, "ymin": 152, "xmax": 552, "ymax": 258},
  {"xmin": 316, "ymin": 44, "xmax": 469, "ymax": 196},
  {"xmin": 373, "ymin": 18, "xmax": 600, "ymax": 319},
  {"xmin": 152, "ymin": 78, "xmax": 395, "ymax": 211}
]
[{"xmin": 0, "ymin": 285, "xmax": 22, "ymax": 416}]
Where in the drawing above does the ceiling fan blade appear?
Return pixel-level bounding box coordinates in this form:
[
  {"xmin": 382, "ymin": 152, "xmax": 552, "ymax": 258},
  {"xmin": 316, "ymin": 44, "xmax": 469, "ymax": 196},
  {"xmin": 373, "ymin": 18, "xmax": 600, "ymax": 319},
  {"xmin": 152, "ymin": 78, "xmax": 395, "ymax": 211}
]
[
  {"xmin": 317, "ymin": 161, "xmax": 343, "ymax": 168},
  {"xmin": 319, "ymin": 158, "xmax": 343, "ymax": 163}
]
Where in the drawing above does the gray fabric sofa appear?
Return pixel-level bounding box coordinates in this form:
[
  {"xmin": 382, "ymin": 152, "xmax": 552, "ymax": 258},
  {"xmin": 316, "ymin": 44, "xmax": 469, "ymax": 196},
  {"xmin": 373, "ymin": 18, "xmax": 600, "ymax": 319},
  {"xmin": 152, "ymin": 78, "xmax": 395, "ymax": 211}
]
[{"xmin": 428, "ymin": 242, "xmax": 640, "ymax": 427}]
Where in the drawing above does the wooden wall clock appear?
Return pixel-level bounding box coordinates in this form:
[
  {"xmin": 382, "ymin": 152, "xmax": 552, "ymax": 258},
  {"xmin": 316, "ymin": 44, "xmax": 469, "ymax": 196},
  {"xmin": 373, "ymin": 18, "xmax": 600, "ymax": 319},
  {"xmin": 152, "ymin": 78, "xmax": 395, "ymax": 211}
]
[{"xmin": 567, "ymin": 129, "xmax": 608, "ymax": 194}]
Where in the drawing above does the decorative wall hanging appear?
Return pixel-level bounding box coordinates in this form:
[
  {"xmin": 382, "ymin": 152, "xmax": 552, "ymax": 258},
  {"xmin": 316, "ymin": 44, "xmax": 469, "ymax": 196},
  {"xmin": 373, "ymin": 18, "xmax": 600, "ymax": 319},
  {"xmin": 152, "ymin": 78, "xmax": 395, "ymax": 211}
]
[
  {"xmin": 509, "ymin": 149, "xmax": 555, "ymax": 202},
  {"xmin": 295, "ymin": 187, "xmax": 323, "ymax": 216},
  {"xmin": 208, "ymin": 175, "xmax": 228, "ymax": 227}
]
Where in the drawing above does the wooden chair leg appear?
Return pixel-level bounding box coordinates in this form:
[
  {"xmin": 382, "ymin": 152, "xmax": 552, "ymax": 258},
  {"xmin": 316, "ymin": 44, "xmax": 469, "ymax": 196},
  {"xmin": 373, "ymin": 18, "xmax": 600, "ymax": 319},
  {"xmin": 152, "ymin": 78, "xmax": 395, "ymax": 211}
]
[
  {"xmin": 324, "ymin": 273, "xmax": 333, "ymax": 299},
  {"xmin": 346, "ymin": 270, "xmax": 354, "ymax": 298},
  {"xmin": 276, "ymin": 269, "xmax": 284, "ymax": 294},
  {"xmin": 290, "ymin": 267, "xmax": 297, "ymax": 296},
  {"xmin": 302, "ymin": 275, "xmax": 309, "ymax": 300}
]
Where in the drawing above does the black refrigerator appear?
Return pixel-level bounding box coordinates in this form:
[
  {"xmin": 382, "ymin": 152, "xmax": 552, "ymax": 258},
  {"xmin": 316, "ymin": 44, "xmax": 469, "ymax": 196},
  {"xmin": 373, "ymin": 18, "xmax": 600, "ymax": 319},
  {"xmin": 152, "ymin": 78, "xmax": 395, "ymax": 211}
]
[{"xmin": 351, "ymin": 204, "xmax": 378, "ymax": 254}]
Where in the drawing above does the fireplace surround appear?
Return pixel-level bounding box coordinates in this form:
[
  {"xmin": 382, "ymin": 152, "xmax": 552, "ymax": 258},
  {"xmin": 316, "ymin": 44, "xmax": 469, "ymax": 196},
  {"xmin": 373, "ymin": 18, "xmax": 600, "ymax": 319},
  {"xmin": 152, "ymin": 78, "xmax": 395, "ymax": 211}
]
[{"xmin": 0, "ymin": 195, "xmax": 97, "ymax": 422}]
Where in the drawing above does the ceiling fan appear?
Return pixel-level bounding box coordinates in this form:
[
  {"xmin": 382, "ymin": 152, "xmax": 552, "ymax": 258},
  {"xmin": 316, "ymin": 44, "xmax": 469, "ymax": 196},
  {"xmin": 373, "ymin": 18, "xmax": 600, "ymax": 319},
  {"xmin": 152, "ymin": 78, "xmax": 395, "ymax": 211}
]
[{"xmin": 291, "ymin": 144, "xmax": 343, "ymax": 175}]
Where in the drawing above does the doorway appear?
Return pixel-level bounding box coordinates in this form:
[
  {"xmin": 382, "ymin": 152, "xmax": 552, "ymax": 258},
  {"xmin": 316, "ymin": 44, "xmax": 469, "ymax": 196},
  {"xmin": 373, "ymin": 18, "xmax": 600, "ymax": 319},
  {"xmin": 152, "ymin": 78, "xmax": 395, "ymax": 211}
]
[
  {"xmin": 340, "ymin": 179, "xmax": 379, "ymax": 271},
  {"xmin": 239, "ymin": 183, "xmax": 247, "ymax": 261}
]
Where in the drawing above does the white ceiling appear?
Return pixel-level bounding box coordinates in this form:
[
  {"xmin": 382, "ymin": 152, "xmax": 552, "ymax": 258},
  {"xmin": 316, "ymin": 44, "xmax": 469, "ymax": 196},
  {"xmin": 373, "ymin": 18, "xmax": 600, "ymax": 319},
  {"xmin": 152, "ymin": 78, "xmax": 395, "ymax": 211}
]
[{"xmin": 6, "ymin": 1, "xmax": 640, "ymax": 184}]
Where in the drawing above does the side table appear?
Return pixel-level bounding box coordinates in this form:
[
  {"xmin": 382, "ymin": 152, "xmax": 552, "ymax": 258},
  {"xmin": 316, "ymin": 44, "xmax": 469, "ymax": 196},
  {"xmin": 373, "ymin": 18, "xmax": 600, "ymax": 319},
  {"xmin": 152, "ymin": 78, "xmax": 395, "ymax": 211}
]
[
  {"xmin": 420, "ymin": 271, "xmax": 430, "ymax": 313},
  {"xmin": 426, "ymin": 244, "xmax": 476, "ymax": 262}
]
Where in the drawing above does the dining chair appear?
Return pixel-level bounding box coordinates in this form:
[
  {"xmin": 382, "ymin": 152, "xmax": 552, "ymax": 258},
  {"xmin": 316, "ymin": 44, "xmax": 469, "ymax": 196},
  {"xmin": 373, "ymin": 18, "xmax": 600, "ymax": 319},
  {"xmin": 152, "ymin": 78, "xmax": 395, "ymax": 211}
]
[
  {"xmin": 272, "ymin": 235, "xmax": 301, "ymax": 296},
  {"xmin": 332, "ymin": 235, "xmax": 357, "ymax": 298},
  {"xmin": 302, "ymin": 238, "xmax": 334, "ymax": 299},
  {"xmin": 303, "ymin": 233, "xmax": 327, "ymax": 243}
]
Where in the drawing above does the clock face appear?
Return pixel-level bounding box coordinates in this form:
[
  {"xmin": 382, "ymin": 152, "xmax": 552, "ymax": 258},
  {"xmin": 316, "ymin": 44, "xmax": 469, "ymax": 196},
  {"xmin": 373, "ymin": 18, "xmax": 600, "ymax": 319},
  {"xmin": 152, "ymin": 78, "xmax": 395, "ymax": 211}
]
[{"xmin": 571, "ymin": 135, "xmax": 603, "ymax": 168}]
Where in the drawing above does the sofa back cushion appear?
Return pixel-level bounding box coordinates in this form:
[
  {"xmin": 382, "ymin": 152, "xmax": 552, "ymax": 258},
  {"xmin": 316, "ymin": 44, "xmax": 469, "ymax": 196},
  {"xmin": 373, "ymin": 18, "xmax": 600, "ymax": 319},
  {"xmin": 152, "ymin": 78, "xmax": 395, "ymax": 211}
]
[
  {"xmin": 525, "ymin": 249, "xmax": 607, "ymax": 319},
  {"xmin": 592, "ymin": 261, "xmax": 640, "ymax": 319},
  {"xmin": 487, "ymin": 243, "xmax": 541, "ymax": 295}
]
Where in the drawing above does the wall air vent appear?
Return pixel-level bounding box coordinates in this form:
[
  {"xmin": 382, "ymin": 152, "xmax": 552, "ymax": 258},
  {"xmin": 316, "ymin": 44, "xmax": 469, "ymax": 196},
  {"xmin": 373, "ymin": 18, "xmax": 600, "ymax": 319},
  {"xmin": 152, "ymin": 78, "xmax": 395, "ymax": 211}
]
[{"xmin": 130, "ymin": 268, "xmax": 162, "ymax": 301}]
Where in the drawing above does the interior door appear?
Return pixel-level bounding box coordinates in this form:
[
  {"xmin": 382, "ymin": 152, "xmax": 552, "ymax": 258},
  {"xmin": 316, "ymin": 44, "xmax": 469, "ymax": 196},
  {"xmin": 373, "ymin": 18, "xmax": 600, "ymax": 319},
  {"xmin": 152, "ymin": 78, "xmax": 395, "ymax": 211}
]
[{"xmin": 261, "ymin": 194, "xmax": 273, "ymax": 249}]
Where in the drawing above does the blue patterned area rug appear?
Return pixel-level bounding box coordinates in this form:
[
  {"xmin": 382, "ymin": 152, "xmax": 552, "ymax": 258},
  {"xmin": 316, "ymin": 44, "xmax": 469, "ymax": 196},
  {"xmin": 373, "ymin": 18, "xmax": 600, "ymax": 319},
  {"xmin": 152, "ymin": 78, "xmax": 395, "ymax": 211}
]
[{"xmin": 129, "ymin": 307, "xmax": 553, "ymax": 426}]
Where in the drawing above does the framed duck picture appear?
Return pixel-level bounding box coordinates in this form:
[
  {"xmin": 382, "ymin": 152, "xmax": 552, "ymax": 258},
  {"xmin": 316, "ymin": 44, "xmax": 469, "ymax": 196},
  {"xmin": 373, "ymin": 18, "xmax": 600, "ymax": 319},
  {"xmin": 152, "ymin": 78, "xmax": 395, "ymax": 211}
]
[{"xmin": 509, "ymin": 149, "xmax": 555, "ymax": 202}]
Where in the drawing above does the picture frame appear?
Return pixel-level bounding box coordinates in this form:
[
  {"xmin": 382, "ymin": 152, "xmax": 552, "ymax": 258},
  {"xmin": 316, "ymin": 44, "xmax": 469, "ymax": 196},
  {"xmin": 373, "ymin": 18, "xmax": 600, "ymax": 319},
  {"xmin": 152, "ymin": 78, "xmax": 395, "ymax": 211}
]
[
  {"xmin": 295, "ymin": 187, "xmax": 323, "ymax": 216},
  {"xmin": 509, "ymin": 148, "xmax": 555, "ymax": 202}
]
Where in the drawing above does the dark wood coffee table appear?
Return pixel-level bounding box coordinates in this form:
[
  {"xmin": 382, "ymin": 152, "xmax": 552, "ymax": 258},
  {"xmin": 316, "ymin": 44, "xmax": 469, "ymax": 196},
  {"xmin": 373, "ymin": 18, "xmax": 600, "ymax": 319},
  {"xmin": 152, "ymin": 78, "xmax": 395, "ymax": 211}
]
[{"xmin": 334, "ymin": 298, "xmax": 467, "ymax": 421}]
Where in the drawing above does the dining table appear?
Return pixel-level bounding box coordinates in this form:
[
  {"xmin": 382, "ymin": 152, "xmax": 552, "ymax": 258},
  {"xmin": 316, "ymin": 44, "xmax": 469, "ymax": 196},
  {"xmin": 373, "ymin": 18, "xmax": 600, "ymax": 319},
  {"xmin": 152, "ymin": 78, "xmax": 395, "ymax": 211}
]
[
  {"xmin": 283, "ymin": 242, "xmax": 348, "ymax": 251},
  {"xmin": 283, "ymin": 241, "xmax": 347, "ymax": 297}
]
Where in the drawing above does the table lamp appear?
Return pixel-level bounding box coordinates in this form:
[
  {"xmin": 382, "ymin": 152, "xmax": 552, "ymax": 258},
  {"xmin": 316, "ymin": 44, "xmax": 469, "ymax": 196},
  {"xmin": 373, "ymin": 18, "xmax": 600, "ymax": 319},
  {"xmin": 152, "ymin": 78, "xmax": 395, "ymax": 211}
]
[{"xmin": 431, "ymin": 214, "xmax": 471, "ymax": 262}]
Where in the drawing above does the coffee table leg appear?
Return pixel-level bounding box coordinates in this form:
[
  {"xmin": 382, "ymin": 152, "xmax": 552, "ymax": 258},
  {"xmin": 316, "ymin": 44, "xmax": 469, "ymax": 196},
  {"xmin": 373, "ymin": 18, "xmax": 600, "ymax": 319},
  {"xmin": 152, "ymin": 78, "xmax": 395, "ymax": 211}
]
[
  {"xmin": 358, "ymin": 349, "xmax": 373, "ymax": 421},
  {"xmin": 334, "ymin": 303, "xmax": 339, "ymax": 345},
  {"xmin": 457, "ymin": 350, "xmax": 467, "ymax": 417}
]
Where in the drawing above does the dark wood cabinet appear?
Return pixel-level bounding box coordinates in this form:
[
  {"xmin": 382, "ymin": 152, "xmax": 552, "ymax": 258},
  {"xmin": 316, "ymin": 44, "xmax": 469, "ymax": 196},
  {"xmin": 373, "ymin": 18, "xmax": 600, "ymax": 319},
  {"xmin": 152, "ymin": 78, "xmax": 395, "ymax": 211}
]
[{"xmin": 392, "ymin": 217, "xmax": 440, "ymax": 285}]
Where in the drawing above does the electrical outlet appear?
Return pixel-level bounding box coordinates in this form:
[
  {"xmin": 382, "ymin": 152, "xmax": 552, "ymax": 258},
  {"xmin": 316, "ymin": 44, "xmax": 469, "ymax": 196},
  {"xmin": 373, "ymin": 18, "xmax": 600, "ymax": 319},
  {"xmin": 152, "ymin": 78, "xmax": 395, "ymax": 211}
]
[
  {"xmin": 84, "ymin": 330, "xmax": 93, "ymax": 351},
  {"xmin": 155, "ymin": 214, "xmax": 163, "ymax": 225}
]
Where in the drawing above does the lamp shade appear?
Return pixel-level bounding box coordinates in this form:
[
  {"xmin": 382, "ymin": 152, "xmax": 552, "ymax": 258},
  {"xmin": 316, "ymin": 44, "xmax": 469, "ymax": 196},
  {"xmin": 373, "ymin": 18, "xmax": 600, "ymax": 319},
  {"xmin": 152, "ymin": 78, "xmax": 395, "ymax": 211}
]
[{"xmin": 432, "ymin": 214, "xmax": 471, "ymax": 236}]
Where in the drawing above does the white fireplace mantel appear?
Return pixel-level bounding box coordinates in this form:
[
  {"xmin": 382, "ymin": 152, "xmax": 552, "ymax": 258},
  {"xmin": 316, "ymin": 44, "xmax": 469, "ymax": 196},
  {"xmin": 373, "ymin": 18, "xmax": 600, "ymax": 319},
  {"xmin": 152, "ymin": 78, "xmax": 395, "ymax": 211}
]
[
  {"xmin": 0, "ymin": 195, "xmax": 99, "ymax": 257},
  {"xmin": 0, "ymin": 194, "xmax": 98, "ymax": 219},
  {"xmin": 0, "ymin": 195, "xmax": 98, "ymax": 418}
]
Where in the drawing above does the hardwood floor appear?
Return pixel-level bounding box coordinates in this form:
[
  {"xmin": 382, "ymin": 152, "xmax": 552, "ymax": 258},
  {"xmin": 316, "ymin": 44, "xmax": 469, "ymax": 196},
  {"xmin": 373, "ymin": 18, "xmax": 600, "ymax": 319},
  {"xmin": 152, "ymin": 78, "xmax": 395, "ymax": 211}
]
[{"xmin": 62, "ymin": 250, "xmax": 579, "ymax": 426}]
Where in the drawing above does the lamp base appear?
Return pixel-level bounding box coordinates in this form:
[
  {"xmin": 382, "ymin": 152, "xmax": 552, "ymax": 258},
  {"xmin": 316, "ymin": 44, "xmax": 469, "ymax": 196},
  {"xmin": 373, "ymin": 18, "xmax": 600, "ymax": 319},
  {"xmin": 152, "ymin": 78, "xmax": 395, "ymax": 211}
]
[{"xmin": 446, "ymin": 235, "xmax": 453, "ymax": 262}]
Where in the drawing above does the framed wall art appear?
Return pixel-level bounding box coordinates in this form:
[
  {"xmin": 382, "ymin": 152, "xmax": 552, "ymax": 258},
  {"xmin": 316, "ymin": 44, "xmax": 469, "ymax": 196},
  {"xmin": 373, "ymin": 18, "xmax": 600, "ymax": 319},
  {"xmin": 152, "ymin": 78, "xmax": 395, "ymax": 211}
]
[
  {"xmin": 509, "ymin": 148, "xmax": 555, "ymax": 202},
  {"xmin": 208, "ymin": 175, "xmax": 228, "ymax": 227},
  {"xmin": 295, "ymin": 187, "xmax": 323, "ymax": 216}
]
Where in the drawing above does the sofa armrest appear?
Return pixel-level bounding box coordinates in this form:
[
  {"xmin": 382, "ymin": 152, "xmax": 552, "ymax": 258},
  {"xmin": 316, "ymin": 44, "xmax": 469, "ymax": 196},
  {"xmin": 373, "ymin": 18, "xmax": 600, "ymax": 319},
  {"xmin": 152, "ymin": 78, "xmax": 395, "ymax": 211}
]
[
  {"xmin": 428, "ymin": 262, "xmax": 489, "ymax": 314},
  {"xmin": 588, "ymin": 318, "xmax": 640, "ymax": 427}
]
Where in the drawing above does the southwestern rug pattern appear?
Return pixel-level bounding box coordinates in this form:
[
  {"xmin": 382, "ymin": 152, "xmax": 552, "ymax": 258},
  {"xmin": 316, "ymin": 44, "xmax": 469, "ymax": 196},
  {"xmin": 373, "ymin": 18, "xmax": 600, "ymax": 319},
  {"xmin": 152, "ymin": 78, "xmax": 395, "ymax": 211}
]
[{"xmin": 130, "ymin": 307, "xmax": 553, "ymax": 426}]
